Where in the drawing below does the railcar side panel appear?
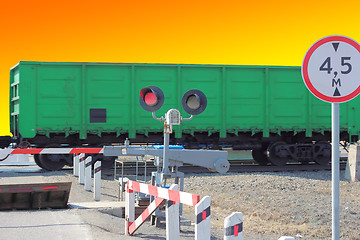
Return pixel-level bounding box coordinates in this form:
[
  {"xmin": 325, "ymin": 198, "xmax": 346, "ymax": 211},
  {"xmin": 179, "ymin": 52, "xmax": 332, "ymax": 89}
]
[
  {"xmin": 225, "ymin": 67, "xmax": 265, "ymax": 136},
  {"xmin": 10, "ymin": 62, "xmax": 360, "ymax": 145}
]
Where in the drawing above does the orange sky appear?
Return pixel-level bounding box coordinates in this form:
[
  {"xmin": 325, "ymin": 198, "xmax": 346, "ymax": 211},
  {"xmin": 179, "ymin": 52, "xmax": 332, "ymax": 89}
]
[{"xmin": 1, "ymin": 0, "xmax": 360, "ymax": 135}]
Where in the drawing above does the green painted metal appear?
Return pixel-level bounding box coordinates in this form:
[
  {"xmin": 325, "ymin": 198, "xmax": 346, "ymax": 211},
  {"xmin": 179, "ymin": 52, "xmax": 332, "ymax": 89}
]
[{"xmin": 9, "ymin": 61, "xmax": 360, "ymax": 141}]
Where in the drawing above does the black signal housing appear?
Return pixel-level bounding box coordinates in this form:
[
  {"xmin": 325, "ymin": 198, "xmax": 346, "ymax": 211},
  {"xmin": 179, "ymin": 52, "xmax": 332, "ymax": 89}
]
[
  {"xmin": 181, "ymin": 89, "xmax": 207, "ymax": 115},
  {"xmin": 139, "ymin": 86, "xmax": 165, "ymax": 112}
]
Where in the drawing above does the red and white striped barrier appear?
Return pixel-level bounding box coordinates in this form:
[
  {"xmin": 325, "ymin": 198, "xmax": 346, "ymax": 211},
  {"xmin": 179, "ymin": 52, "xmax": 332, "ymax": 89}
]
[
  {"xmin": 224, "ymin": 212, "xmax": 243, "ymax": 240},
  {"xmin": 128, "ymin": 180, "xmax": 200, "ymax": 207},
  {"xmin": 1, "ymin": 147, "xmax": 103, "ymax": 155},
  {"xmin": 128, "ymin": 195, "xmax": 166, "ymax": 235},
  {"xmin": 125, "ymin": 180, "xmax": 210, "ymax": 240}
]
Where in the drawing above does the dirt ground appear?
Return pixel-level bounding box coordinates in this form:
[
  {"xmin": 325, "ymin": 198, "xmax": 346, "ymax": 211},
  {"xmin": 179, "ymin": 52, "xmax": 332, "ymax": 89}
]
[
  {"xmin": 182, "ymin": 171, "xmax": 360, "ymax": 240},
  {"xmin": 1, "ymin": 164, "xmax": 359, "ymax": 240}
]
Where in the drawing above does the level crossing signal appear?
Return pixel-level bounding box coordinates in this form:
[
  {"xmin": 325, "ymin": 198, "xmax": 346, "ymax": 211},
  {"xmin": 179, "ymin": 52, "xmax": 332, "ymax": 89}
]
[
  {"xmin": 139, "ymin": 86, "xmax": 207, "ymax": 115},
  {"xmin": 139, "ymin": 86, "xmax": 165, "ymax": 112},
  {"xmin": 181, "ymin": 89, "xmax": 207, "ymax": 115}
]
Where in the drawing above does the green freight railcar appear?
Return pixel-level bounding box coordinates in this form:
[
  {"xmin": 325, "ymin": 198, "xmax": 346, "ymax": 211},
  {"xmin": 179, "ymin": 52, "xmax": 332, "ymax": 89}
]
[{"xmin": 9, "ymin": 61, "xmax": 360, "ymax": 169}]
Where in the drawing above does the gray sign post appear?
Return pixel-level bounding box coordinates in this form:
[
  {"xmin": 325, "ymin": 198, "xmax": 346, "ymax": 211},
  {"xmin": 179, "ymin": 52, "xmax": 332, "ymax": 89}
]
[{"xmin": 302, "ymin": 35, "xmax": 360, "ymax": 240}]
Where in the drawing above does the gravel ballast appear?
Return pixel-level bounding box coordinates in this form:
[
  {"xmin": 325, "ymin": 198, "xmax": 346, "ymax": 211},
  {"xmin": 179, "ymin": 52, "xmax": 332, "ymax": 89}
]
[{"xmin": 182, "ymin": 170, "xmax": 360, "ymax": 240}]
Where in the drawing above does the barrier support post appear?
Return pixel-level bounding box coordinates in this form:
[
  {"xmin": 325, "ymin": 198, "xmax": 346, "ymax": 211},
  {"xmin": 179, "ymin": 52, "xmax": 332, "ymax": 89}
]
[
  {"xmin": 166, "ymin": 184, "xmax": 180, "ymax": 240},
  {"xmin": 79, "ymin": 155, "xmax": 85, "ymax": 185},
  {"xmin": 345, "ymin": 144, "xmax": 360, "ymax": 181},
  {"xmin": 94, "ymin": 161, "xmax": 101, "ymax": 201},
  {"xmin": 85, "ymin": 156, "xmax": 92, "ymax": 191},
  {"xmin": 195, "ymin": 196, "xmax": 211, "ymax": 240},
  {"xmin": 73, "ymin": 154, "xmax": 79, "ymax": 176},
  {"xmin": 74, "ymin": 153, "xmax": 85, "ymax": 177},
  {"xmin": 224, "ymin": 212, "xmax": 243, "ymax": 240},
  {"xmin": 125, "ymin": 181, "xmax": 135, "ymax": 235},
  {"xmin": 124, "ymin": 180, "xmax": 205, "ymax": 238}
]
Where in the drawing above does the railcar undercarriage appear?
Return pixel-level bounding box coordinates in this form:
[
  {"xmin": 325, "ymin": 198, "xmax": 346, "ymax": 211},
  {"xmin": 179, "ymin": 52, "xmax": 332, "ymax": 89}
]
[{"xmin": 8, "ymin": 129, "xmax": 348, "ymax": 170}]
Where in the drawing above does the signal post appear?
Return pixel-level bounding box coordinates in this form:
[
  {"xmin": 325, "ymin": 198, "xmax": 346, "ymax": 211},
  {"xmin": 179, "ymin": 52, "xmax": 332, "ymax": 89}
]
[
  {"xmin": 139, "ymin": 86, "xmax": 209, "ymax": 224},
  {"xmin": 302, "ymin": 35, "xmax": 360, "ymax": 240},
  {"xmin": 103, "ymin": 85, "xmax": 229, "ymax": 235},
  {"xmin": 138, "ymin": 86, "xmax": 208, "ymax": 181}
]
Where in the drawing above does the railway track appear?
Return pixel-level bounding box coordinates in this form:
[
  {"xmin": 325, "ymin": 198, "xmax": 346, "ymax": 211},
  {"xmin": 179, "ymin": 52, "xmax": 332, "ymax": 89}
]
[
  {"xmin": 0, "ymin": 157, "xmax": 346, "ymax": 175},
  {"xmin": 108, "ymin": 160, "xmax": 347, "ymax": 177}
]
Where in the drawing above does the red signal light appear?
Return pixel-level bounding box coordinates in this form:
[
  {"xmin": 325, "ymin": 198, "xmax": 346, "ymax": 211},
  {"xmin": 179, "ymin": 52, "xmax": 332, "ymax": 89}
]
[
  {"xmin": 139, "ymin": 86, "xmax": 164, "ymax": 112},
  {"xmin": 144, "ymin": 92, "xmax": 158, "ymax": 106}
]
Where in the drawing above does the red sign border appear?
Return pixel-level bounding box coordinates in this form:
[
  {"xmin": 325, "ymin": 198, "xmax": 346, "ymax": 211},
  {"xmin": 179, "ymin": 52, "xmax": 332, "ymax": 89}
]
[{"xmin": 302, "ymin": 35, "xmax": 360, "ymax": 103}]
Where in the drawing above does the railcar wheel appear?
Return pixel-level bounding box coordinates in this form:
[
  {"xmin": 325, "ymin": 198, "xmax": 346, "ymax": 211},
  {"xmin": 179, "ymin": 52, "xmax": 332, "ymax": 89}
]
[
  {"xmin": 39, "ymin": 154, "xmax": 66, "ymax": 171},
  {"xmin": 33, "ymin": 154, "xmax": 45, "ymax": 169},
  {"xmin": 64, "ymin": 153, "xmax": 73, "ymax": 166},
  {"xmin": 251, "ymin": 148, "xmax": 269, "ymax": 166},
  {"xmin": 91, "ymin": 143, "xmax": 116, "ymax": 170},
  {"xmin": 101, "ymin": 157, "xmax": 116, "ymax": 169},
  {"xmin": 314, "ymin": 141, "xmax": 331, "ymax": 165},
  {"xmin": 91, "ymin": 155, "xmax": 115, "ymax": 169},
  {"xmin": 38, "ymin": 144, "xmax": 67, "ymax": 171},
  {"xmin": 267, "ymin": 142, "xmax": 288, "ymax": 166}
]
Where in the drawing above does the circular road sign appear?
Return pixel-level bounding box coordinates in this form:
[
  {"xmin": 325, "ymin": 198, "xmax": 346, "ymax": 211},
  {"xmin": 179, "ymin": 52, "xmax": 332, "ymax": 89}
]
[{"xmin": 302, "ymin": 35, "xmax": 360, "ymax": 103}]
